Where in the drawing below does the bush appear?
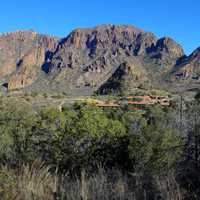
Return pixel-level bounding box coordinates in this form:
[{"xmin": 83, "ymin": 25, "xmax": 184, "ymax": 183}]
[{"xmin": 0, "ymin": 97, "xmax": 191, "ymax": 198}]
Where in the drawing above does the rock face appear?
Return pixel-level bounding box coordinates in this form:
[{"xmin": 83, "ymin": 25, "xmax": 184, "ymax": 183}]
[
  {"xmin": 45, "ymin": 25, "xmax": 156, "ymax": 89},
  {"xmin": 43, "ymin": 25, "xmax": 184, "ymax": 91},
  {"xmin": 0, "ymin": 31, "xmax": 57, "ymax": 90},
  {"xmin": 145, "ymin": 37, "xmax": 184, "ymax": 72},
  {"xmin": 7, "ymin": 46, "xmax": 46, "ymax": 90},
  {"xmin": 0, "ymin": 25, "xmax": 199, "ymax": 94},
  {"xmin": 44, "ymin": 25, "xmax": 185, "ymax": 93},
  {"xmin": 169, "ymin": 47, "xmax": 200, "ymax": 84}
]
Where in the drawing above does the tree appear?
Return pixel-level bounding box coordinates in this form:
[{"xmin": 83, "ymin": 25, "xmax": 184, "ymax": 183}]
[{"xmin": 0, "ymin": 98, "xmax": 38, "ymax": 166}]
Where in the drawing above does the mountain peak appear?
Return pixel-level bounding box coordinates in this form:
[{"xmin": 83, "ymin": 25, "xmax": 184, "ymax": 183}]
[
  {"xmin": 0, "ymin": 30, "xmax": 38, "ymax": 38},
  {"xmin": 155, "ymin": 37, "xmax": 184, "ymax": 58},
  {"xmin": 72, "ymin": 24, "xmax": 144, "ymax": 33},
  {"xmin": 189, "ymin": 47, "xmax": 200, "ymax": 58}
]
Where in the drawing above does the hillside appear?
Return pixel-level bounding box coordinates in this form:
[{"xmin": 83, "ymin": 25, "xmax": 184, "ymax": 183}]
[{"xmin": 0, "ymin": 25, "xmax": 199, "ymax": 95}]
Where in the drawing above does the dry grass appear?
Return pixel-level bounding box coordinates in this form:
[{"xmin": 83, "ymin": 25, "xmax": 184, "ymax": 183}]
[
  {"xmin": 155, "ymin": 171, "xmax": 184, "ymax": 200},
  {"xmin": 0, "ymin": 160, "xmax": 56, "ymax": 200},
  {"xmin": 0, "ymin": 161, "xmax": 185, "ymax": 200}
]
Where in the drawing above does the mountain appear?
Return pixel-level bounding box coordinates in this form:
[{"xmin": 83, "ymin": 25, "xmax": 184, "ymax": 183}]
[
  {"xmin": 0, "ymin": 25, "xmax": 199, "ymax": 95},
  {"xmin": 0, "ymin": 31, "xmax": 57, "ymax": 90},
  {"xmin": 170, "ymin": 47, "xmax": 200, "ymax": 80}
]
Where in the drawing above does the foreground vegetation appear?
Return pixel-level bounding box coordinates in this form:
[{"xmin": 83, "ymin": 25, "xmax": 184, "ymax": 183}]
[{"xmin": 0, "ymin": 94, "xmax": 200, "ymax": 199}]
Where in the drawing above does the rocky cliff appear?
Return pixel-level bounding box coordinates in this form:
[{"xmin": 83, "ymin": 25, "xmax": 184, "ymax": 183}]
[
  {"xmin": 0, "ymin": 31, "xmax": 57, "ymax": 90},
  {"xmin": 0, "ymin": 25, "xmax": 199, "ymax": 94},
  {"xmin": 170, "ymin": 47, "xmax": 200, "ymax": 80}
]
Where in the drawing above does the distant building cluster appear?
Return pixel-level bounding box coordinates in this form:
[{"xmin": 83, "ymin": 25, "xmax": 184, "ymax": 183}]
[{"xmin": 86, "ymin": 95, "xmax": 170, "ymax": 109}]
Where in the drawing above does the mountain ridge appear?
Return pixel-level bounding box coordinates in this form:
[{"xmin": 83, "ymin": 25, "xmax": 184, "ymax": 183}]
[{"xmin": 0, "ymin": 25, "xmax": 199, "ymax": 95}]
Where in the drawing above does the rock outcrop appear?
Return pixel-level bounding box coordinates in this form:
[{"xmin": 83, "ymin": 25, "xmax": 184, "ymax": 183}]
[
  {"xmin": 146, "ymin": 37, "xmax": 184, "ymax": 71},
  {"xmin": 0, "ymin": 31, "xmax": 57, "ymax": 90},
  {"xmin": 98, "ymin": 61, "xmax": 149, "ymax": 94},
  {"xmin": 170, "ymin": 47, "xmax": 200, "ymax": 82}
]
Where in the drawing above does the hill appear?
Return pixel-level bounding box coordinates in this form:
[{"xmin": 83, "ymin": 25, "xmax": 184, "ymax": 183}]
[{"xmin": 0, "ymin": 25, "xmax": 199, "ymax": 95}]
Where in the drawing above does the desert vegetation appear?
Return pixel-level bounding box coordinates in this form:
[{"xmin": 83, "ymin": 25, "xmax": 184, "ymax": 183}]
[{"xmin": 0, "ymin": 94, "xmax": 200, "ymax": 200}]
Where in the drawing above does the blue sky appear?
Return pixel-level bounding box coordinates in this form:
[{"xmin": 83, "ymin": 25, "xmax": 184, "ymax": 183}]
[{"xmin": 0, "ymin": 0, "xmax": 199, "ymax": 55}]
